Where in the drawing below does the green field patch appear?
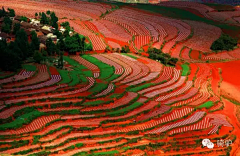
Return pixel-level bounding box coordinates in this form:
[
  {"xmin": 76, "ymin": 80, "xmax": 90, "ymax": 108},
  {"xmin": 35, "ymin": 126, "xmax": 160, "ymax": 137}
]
[
  {"xmin": 105, "ymin": 74, "xmax": 120, "ymax": 82},
  {"xmin": 81, "ymin": 55, "xmax": 114, "ymax": 80},
  {"xmin": 69, "ymin": 71, "xmax": 80, "ymax": 86},
  {"xmin": 58, "ymin": 70, "xmax": 71, "ymax": 84},
  {"xmin": 99, "ymin": 67, "xmax": 114, "ymax": 80},
  {"xmin": 63, "ymin": 56, "xmax": 88, "ymax": 71},
  {"xmin": 128, "ymin": 83, "xmax": 154, "ymax": 92},
  {"xmin": 22, "ymin": 64, "xmax": 36, "ymax": 71},
  {"xmin": 181, "ymin": 63, "xmax": 190, "ymax": 76},
  {"xmin": 197, "ymin": 101, "xmax": 214, "ymax": 109},
  {"xmin": 107, "ymin": 102, "xmax": 143, "ymax": 116},
  {"xmin": 75, "ymin": 143, "xmax": 84, "ymax": 148},
  {"xmin": 0, "ymin": 111, "xmax": 45, "ymax": 130},
  {"xmin": 82, "ymin": 100, "xmax": 105, "ymax": 106},
  {"xmin": 90, "ymin": 150, "xmax": 119, "ymax": 156},
  {"xmin": 122, "ymin": 53, "xmax": 138, "ymax": 59},
  {"xmin": 89, "ymin": 83, "xmax": 109, "ymax": 94},
  {"xmin": 79, "ymin": 74, "xmax": 88, "ymax": 83},
  {"xmin": 82, "ymin": 70, "xmax": 93, "ymax": 77}
]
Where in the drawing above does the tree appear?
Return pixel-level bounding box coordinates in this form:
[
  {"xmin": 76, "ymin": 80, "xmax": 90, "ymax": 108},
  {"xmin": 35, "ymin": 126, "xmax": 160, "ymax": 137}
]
[
  {"xmin": 58, "ymin": 51, "xmax": 64, "ymax": 69},
  {"xmin": 63, "ymin": 29, "xmax": 70, "ymax": 37},
  {"xmin": 0, "ymin": 40, "xmax": 21, "ymax": 71},
  {"xmin": 3, "ymin": 16, "xmax": 12, "ymax": 25},
  {"xmin": 35, "ymin": 13, "xmax": 38, "ymax": 17},
  {"xmin": 121, "ymin": 45, "xmax": 130, "ymax": 53},
  {"xmin": 46, "ymin": 38, "xmax": 55, "ymax": 55},
  {"xmin": 15, "ymin": 29, "xmax": 29, "ymax": 59},
  {"xmin": 211, "ymin": 34, "xmax": 238, "ymax": 51},
  {"xmin": 30, "ymin": 31, "xmax": 40, "ymax": 51},
  {"xmin": 1, "ymin": 23, "xmax": 11, "ymax": 33},
  {"xmin": 0, "ymin": 7, "xmax": 7, "ymax": 17},
  {"xmin": 40, "ymin": 12, "xmax": 49, "ymax": 24},
  {"xmin": 57, "ymin": 37, "xmax": 65, "ymax": 51},
  {"xmin": 20, "ymin": 16, "xmax": 28, "ymax": 22},
  {"xmin": 168, "ymin": 58, "xmax": 178, "ymax": 66},
  {"xmin": 53, "ymin": 29, "xmax": 62, "ymax": 38},
  {"xmin": 33, "ymin": 51, "xmax": 43, "ymax": 63},
  {"xmin": 81, "ymin": 36, "xmax": 85, "ymax": 54},
  {"xmin": 50, "ymin": 12, "xmax": 58, "ymax": 29},
  {"xmin": 7, "ymin": 8, "xmax": 15, "ymax": 17},
  {"xmin": 61, "ymin": 21, "xmax": 70, "ymax": 27},
  {"xmin": 64, "ymin": 34, "xmax": 82, "ymax": 54},
  {"xmin": 13, "ymin": 23, "xmax": 20, "ymax": 35},
  {"xmin": 46, "ymin": 10, "xmax": 51, "ymax": 15}
]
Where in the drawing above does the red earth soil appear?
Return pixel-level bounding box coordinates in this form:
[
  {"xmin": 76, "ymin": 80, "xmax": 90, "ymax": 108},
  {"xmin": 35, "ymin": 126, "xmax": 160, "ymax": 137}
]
[
  {"xmin": 190, "ymin": 50, "xmax": 200, "ymax": 59},
  {"xmin": 212, "ymin": 60, "xmax": 240, "ymax": 102},
  {"xmin": 187, "ymin": 63, "xmax": 198, "ymax": 81}
]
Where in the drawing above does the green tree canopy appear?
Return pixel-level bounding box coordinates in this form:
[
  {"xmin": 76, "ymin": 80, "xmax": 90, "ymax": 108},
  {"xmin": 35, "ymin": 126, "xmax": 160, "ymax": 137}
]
[
  {"xmin": 20, "ymin": 16, "xmax": 28, "ymax": 22},
  {"xmin": 46, "ymin": 38, "xmax": 55, "ymax": 55},
  {"xmin": 40, "ymin": 12, "xmax": 49, "ymax": 24},
  {"xmin": 33, "ymin": 51, "xmax": 43, "ymax": 63},
  {"xmin": 15, "ymin": 29, "xmax": 29, "ymax": 59},
  {"xmin": 30, "ymin": 31, "xmax": 40, "ymax": 51},
  {"xmin": 211, "ymin": 34, "xmax": 238, "ymax": 51},
  {"xmin": 13, "ymin": 23, "xmax": 20, "ymax": 34},
  {"xmin": 7, "ymin": 8, "xmax": 15, "ymax": 17},
  {"xmin": 0, "ymin": 40, "xmax": 21, "ymax": 71}
]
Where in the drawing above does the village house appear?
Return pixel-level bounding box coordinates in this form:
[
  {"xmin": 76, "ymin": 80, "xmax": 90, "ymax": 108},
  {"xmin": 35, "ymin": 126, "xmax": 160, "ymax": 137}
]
[
  {"xmin": 30, "ymin": 18, "xmax": 40, "ymax": 26},
  {"xmin": 59, "ymin": 26, "xmax": 65, "ymax": 33},
  {"xmin": 38, "ymin": 35, "xmax": 48, "ymax": 44},
  {"xmin": 41, "ymin": 25, "xmax": 51, "ymax": 32},
  {"xmin": 46, "ymin": 33, "xmax": 57, "ymax": 41}
]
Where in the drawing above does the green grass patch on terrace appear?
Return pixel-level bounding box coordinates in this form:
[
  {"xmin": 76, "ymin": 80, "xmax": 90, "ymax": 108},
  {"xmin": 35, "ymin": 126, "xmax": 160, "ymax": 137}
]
[
  {"xmin": 122, "ymin": 53, "xmax": 138, "ymax": 59},
  {"xmin": 79, "ymin": 74, "xmax": 88, "ymax": 83},
  {"xmin": 82, "ymin": 100, "xmax": 105, "ymax": 106},
  {"xmin": 69, "ymin": 71, "xmax": 80, "ymax": 86},
  {"xmin": 89, "ymin": 83, "xmax": 109, "ymax": 94},
  {"xmin": 0, "ymin": 111, "xmax": 45, "ymax": 131},
  {"xmin": 90, "ymin": 150, "xmax": 119, "ymax": 155},
  {"xmin": 128, "ymin": 83, "xmax": 154, "ymax": 92},
  {"xmin": 181, "ymin": 63, "xmax": 190, "ymax": 76},
  {"xmin": 82, "ymin": 70, "xmax": 93, "ymax": 77},
  {"xmin": 81, "ymin": 55, "xmax": 114, "ymax": 80},
  {"xmin": 107, "ymin": 102, "xmax": 143, "ymax": 116},
  {"xmin": 105, "ymin": 74, "xmax": 120, "ymax": 82},
  {"xmin": 58, "ymin": 70, "xmax": 71, "ymax": 84},
  {"xmin": 22, "ymin": 64, "xmax": 36, "ymax": 71},
  {"xmin": 63, "ymin": 56, "xmax": 88, "ymax": 71},
  {"xmin": 197, "ymin": 101, "xmax": 214, "ymax": 109}
]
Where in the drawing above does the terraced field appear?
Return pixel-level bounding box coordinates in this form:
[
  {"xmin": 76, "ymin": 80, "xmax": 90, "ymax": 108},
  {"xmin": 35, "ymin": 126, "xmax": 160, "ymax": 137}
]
[
  {"xmin": 0, "ymin": 0, "xmax": 240, "ymax": 155},
  {"xmin": 0, "ymin": 52, "xmax": 237, "ymax": 155}
]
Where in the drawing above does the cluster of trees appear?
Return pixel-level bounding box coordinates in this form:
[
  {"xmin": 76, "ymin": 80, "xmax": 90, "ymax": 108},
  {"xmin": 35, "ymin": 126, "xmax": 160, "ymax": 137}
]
[
  {"xmin": 0, "ymin": 8, "xmax": 93, "ymax": 71},
  {"xmin": 120, "ymin": 45, "xmax": 131, "ymax": 53},
  {"xmin": 35, "ymin": 10, "xmax": 58, "ymax": 30},
  {"xmin": 211, "ymin": 33, "xmax": 238, "ymax": 51},
  {"xmin": 0, "ymin": 28, "xmax": 41, "ymax": 71},
  {"xmin": 147, "ymin": 47, "xmax": 178, "ymax": 66},
  {"xmin": 0, "ymin": 7, "xmax": 15, "ymax": 17}
]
